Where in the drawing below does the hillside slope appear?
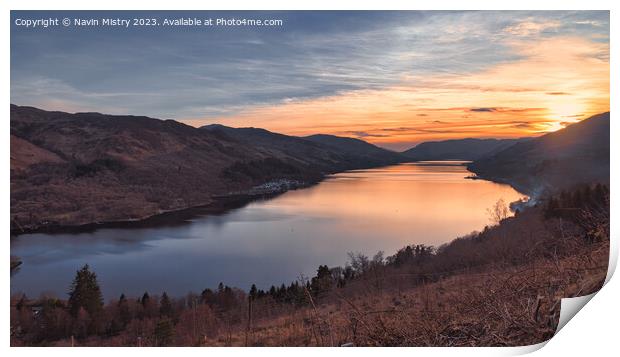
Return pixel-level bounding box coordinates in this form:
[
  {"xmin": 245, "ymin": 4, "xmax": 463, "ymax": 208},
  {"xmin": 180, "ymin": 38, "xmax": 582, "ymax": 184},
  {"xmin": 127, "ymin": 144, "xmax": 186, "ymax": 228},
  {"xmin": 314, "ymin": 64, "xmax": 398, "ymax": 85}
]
[
  {"xmin": 303, "ymin": 134, "xmax": 404, "ymax": 168},
  {"xmin": 11, "ymin": 105, "xmax": 405, "ymax": 231},
  {"xmin": 468, "ymin": 112, "xmax": 610, "ymax": 195},
  {"xmin": 201, "ymin": 125, "xmax": 404, "ymax": 172},
  {"xmin": 401, "ymin": 138, "xmax": 528, "ymax": 161}
]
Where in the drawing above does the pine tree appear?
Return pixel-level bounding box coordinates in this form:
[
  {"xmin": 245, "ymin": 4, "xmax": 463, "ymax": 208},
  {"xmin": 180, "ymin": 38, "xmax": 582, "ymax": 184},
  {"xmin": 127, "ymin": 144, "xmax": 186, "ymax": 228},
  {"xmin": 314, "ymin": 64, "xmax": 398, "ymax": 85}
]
[
  {"xmin": 67, "ymin": 264, "xmax": 103, "ymax": 318},
  {"xmin": 249, "ymin": 284, "xmax": 258, "ymax": 301},
  {"xmin": 141, "ymin": 292, "xmax": 150, "ymax": 308},
  {"xmin": 159, "ymin": 292, "xmax": 174, "ymax": 318},
  {"xmin": 201, "ymin": 288, "xmax": 215, "ymax": 306},
  {"xmin": 311, "ymin": 265, "xmax": 333, "ymax": 296},
  {"xmin": 117, "ymin": 293, "xmax": 131, "ymax": 327},
  {"xmin": 154, "ymin": 318, "xmax": 175, "ymax": 346}
]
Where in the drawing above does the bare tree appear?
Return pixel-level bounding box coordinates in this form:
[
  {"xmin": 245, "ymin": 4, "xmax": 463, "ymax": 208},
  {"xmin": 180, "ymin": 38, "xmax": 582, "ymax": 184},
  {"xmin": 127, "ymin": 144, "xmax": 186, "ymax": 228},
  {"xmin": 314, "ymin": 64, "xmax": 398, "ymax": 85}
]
[{"xmin": 487, "ymin": 198, "xmax": 509, "ymax": 225}]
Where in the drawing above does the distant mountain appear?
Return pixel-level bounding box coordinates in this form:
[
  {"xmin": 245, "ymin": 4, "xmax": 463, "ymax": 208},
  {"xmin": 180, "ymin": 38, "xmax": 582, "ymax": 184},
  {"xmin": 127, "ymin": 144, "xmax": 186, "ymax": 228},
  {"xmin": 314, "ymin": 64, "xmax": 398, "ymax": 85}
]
[
  {"xmin": 10, "ymin": 105, "xmax": 405, "ymax": 231},
  {"xmin": 303, "ymin": 134, "xmax": 405, "ymax": 167},
  {"xmin": 401, "ymin": 138, "xmax": 528, "ymax": 161},
  {"xmin": 202, "ymin": 125, "xmax": 405, "ymax": 170},
  {"xmin": 201, "ymin": 125, "xmax": 345, "ymax": 172},
  {"xmin": 468, "ymin": 112, "xmax": 610, "ymax": 195}
]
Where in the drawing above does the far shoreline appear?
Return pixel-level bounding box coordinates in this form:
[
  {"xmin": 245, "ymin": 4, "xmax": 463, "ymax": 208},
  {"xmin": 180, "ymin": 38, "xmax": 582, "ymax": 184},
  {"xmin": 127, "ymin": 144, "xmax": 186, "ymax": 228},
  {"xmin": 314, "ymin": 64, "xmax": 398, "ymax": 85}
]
[{"xmin": 10, "ymin": 160, "xmax": 527, "ymax": 237}]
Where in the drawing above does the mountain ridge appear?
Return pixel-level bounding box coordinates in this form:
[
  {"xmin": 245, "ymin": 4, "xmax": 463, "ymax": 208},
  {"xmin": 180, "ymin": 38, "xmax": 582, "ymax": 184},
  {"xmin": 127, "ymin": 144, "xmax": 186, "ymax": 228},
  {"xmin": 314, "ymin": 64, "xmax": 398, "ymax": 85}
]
[
  {"xmin": 11, "ymin": 104, "xmax": 610, "ymax": 231},
  {"xmin": 401, "ymin": 137, "xmax": 530, "ymax": 161},
  {"xmin": 11, "ymin": 105, "xmax": 404, "ymax": 232},
  {"xmin": 468, "ymin": 112, "xmax": 610, "ymax": 195}
]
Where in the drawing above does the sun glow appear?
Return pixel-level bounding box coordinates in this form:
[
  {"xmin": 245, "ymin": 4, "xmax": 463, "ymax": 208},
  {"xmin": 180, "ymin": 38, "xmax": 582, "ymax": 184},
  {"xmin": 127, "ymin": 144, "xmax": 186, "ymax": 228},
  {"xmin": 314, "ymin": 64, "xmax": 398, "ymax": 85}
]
[
  {"xmin": 546, "ymin": 100, "xmax": 587, "ymax": 128},
  {"xmin": 184, "ymin": 36, "xmax": 609, "ymax": 151}
]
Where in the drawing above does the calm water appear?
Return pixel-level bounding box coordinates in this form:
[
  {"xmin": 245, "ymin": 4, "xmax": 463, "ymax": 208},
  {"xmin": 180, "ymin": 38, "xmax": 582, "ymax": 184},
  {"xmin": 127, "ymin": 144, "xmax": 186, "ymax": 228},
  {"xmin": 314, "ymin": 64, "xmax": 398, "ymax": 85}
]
[{"xmin": 11, "ymin": 162, "xmax": 525, "ymax": 300}]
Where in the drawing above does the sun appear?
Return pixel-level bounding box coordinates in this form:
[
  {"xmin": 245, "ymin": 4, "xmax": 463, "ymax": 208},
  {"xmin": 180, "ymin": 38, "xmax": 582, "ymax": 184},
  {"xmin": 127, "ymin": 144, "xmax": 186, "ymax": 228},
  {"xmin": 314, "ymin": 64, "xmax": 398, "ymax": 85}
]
[{"xmin": 545, "ymin": 100, "xmax": 585, "ymax": 131}]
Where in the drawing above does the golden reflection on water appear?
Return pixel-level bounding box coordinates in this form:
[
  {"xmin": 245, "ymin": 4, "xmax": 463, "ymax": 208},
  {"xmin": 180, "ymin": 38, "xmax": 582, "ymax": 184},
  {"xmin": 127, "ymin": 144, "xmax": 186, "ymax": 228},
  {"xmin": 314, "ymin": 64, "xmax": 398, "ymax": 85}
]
[
  {"xmin": 11, "ymin": 162, "xmax": 528, "ymax": 298},
  {"xmin": 265, "ymin": 162, "xmax": 526, "ymax": 246}
]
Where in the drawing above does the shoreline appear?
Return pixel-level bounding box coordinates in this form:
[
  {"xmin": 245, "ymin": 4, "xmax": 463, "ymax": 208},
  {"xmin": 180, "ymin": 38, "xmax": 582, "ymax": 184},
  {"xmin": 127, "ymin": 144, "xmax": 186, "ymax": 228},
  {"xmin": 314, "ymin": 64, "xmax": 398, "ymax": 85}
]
[
  {"xmin": 11, "ymin": 162, "xmax": 531, "ymax": 237},
  {"xmin": 465, "ymin": 171, "xmax": 536, "ymax": 197},
  {"xmin": 11, "ymin": 161, "xmax": 538, "ymax": 301},
  {"xmin": 10, "ymin": 179, "xmax": 321, "ymax": 237}
]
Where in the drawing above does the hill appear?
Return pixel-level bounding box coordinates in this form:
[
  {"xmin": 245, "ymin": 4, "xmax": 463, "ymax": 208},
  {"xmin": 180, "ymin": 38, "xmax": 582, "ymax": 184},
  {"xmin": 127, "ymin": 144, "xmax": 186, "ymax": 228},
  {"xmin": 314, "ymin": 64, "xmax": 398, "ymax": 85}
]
[
  {"xmin": 201, "ymin": 125, "xmax": 404, "ymax": 172},
  {"xmin": 401, "ymin": 138, "xmax": 528, "ymax": 161},
  {"xmin": 303, "ymin": 134, "xmax": 404, "ymax": 168},
  {"xmin": 10, "ymin": 105, "xmax": 405, "ymax": 231},
  {"xmin": 467, "ymin": 112, "xmax": 610, "ymax": 195}
]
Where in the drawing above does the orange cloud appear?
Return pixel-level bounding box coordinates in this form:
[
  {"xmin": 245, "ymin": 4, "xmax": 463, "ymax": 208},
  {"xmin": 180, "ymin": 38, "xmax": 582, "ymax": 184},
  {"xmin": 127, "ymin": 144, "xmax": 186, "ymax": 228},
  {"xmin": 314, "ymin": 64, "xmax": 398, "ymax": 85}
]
[{"xmin": 183, "ymin": 36, "xmax": 609, "ymax": 151}]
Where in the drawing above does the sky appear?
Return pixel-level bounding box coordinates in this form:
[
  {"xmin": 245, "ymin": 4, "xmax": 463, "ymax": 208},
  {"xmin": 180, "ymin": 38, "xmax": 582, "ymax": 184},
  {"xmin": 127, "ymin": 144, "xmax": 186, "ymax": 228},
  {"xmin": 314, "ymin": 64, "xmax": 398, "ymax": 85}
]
[{"xmin": 11, "ymin": 11, "xmax": 609, "ymax": 150}]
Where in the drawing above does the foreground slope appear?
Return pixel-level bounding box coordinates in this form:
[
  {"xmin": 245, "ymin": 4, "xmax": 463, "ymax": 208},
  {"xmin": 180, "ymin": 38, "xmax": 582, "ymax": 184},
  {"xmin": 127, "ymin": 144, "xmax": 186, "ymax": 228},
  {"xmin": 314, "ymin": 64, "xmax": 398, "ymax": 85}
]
[{"xmin": 468, "ymin": 112, "xmax": 610, "ymax": 195}]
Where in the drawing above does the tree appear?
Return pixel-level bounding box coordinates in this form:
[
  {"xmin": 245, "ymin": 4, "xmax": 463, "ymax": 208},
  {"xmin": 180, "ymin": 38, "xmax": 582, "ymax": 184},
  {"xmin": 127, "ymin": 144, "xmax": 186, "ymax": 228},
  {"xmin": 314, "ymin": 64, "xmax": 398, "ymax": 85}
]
[
  {"xmin": 487, "ymin": 198, "xmax": 509, "ymax": 225},
  {"xmin": 36, "ymin": 298, "xmax": 71, "ymax": 341},
  {"xmin": 371, "ymin": 251, "xmax": 385, "ymax": 267},
  {"xmin": 141, "ymin": 292, "xmax": 150, "ymax": 308},
  {"xmin": 249, "ymin": 284, "xmax": 258, "ymax": 301},
  {"xmin": 201, "ymin": 288, "xmax": 215, "ymax": 306},
  {"xmin": 154, "ymin": 318, "xmax": 175, "ymax": 346},
  {"xmin": 159, "ymin": 292, "xmax": 174, "ymax": 318},
  {"xmin": 311, "ymin": 265, "xmax": 333, "ymax": 296},
  {"xmin": 118, "ymin": 294, "xmax": 131, "ymax": 326},
  {"xmin": 347, "ymin": 252, "xmax": 370, "ymax": 275},
  {"xmin": 67, "ymin": 264, "xmax": 103, "ymax": 319}
]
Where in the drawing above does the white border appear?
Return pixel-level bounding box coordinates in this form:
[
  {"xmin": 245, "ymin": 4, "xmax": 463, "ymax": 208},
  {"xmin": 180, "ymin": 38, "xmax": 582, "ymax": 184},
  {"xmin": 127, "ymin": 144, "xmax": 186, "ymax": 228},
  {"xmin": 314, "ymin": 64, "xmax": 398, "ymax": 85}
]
[{"xmin": 3, "ymin": 1, "xmax": 617, "ymax": 356}]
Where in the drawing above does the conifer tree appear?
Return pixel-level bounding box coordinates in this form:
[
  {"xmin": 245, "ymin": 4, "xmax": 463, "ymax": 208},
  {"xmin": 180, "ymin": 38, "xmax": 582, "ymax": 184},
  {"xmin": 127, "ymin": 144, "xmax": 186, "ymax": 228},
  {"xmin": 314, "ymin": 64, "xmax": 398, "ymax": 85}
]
[
  {"xmin": 117, "ymin": 293, "xmax": 131, "ymax": 326},
  {"xmin": 159, "ymin": 292, "xmax": 174, "ymax": 318},
  {"xmin": 67, "ymin": 264, "xmax": 103, "ymax": 318},
  {"xmin": 154, "ymin": 318, "xmax": 175, "ymax": 346}
]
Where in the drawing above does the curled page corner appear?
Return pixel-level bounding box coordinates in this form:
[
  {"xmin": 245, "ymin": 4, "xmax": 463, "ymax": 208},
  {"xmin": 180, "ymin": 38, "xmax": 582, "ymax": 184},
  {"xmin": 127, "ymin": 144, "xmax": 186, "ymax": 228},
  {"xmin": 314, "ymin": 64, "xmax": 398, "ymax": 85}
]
[
  {"xmin": 507, "ymin": 340, "xmax": 549, "ymax": 355},
  {"xmin": 551, "ymin": 238, "xmax": 615, "ymax": 337},
  {"xmin": 510, "ymin": 293, "xmax": 600, "ymax": 355},
  {"xmin": 555, "ymin": 293, "xmax": 596, "ymax": 333},
  {"xmin": 604, "ymin": 234, "xmax": 617, "ymax": 285},
  {"xmin": 527, "ymin": 240, "xmax": 616, "ymax": 353},
  {"xmin": 549, "ymin": 222, "xmax": 617, "ymax": 338}
]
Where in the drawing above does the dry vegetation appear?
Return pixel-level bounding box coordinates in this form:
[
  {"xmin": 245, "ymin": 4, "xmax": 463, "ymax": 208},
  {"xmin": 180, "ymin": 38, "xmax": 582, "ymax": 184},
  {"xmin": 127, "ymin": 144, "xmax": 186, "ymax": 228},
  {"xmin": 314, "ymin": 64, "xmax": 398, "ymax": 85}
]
[
  {"xmin": 231, "ymin": 240, "xmax": 607, "ymax": 347},
  {"xmin": 10, "ymin": 184, "xmax": 609, "ymax": 347}
]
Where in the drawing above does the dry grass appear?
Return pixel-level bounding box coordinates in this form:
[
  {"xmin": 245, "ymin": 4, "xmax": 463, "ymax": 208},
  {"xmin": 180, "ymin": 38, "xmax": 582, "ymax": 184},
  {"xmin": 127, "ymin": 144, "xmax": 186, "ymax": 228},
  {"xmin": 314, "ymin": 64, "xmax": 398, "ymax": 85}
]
[{"xmin": 217, "ymin": 240, "xmax": 608, "ymax": 347}]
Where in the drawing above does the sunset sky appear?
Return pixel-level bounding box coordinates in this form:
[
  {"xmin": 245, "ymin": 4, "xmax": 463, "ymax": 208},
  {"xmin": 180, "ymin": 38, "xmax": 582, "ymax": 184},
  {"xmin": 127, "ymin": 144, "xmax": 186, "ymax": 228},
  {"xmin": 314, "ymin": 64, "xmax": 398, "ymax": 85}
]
[{"xmin": 11, "ymin": 11, "xmax": 609, "ymax": 150}]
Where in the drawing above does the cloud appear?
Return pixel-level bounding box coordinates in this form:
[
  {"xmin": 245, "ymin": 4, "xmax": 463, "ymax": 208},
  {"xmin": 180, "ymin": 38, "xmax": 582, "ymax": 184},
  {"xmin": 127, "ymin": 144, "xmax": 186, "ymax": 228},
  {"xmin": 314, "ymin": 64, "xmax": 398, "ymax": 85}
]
[
  {"xmin": 574, "ymin": 20, "xmax": 604, "ymax": 27},
  {"xmin": 342, "ymin": 131, "xmax": 389, "ymax": 138},
  {"xmin": 511, "ymin": 121, "xmax": 538, "ymax": 129},
  {"xmin": 11, "ymin": 10, "xmax": 574, "ymax": 119},
  {"xmin": 469, "ymin": 107, "xmax": 498, "ymax": 112},
  {"xmin": 503, "ymin": 19, "xmax": 561, "ymax": 37},
  {"xmin": 10, "ymin": 10, "xmax": 609, "ymax": 150}
]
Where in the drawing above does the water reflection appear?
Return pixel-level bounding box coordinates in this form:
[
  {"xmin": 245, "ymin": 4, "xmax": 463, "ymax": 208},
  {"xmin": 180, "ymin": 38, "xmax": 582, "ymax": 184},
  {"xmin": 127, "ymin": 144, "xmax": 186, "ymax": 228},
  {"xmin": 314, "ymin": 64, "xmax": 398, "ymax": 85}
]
[{"xmin": 11, "ymin": 162, "xmax": 525, "ymax": 299}]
